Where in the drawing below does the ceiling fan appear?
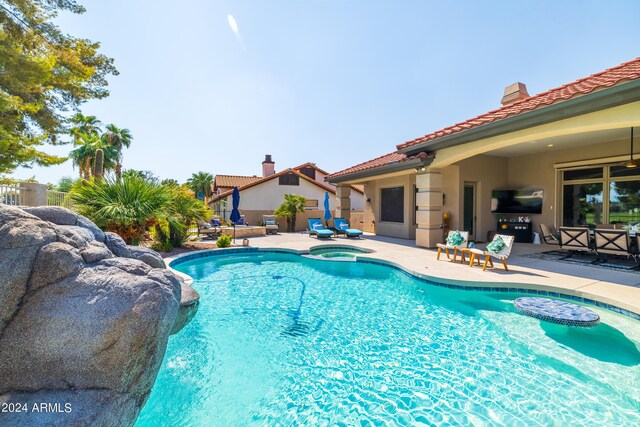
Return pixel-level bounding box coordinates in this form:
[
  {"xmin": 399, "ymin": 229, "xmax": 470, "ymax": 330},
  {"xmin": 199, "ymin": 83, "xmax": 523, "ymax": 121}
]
[{"xmin": 623, "ymin": 127, "xmax": 639, "ymax": 168}]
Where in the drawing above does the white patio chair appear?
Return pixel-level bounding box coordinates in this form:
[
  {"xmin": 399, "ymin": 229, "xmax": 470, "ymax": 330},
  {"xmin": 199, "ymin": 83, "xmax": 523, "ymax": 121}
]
[
  {"xmin": 436, "ymin": 230, "xmax": 470, "ymax": 262},
  {"xmin": 468, "ymin": 234, "xmax": 515, "ymax": 271}
]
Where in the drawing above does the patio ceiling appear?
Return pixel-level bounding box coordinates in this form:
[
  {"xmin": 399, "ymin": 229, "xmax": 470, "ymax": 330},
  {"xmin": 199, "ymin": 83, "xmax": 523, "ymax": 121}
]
[{"xmin": 484, "ymin": 127, "xmax": 631, "ymax": 158}]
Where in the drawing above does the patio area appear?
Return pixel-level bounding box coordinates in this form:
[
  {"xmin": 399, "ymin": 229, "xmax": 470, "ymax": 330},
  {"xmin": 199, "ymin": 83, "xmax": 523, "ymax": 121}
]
[{"xmin": 174, "ymin": 232, "xmax": 640, "ymax": 317}]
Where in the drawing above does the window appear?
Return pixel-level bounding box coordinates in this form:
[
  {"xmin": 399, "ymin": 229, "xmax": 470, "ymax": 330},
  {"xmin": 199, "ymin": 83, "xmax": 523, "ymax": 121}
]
[
  {"xmin": 305, "ymin": 199, "xmax": 318, "ymax": 208},
  {"xmin": 279, "ymin": 173, "xmax": 299, "ymax": 186},
  {"xmin": 560, "ymin": 164, "xmax": 640, "ymax": 226},
  {"xmin": 299, "ymin": 167, "xmax": 316, "ymax": 180},
  {"xmin": 609, "ymin": 181, "xmax": 640, "ymax": 223},
  {"xmin": 562, "ymin": 183, "xmax": 603, "ymax": 226},
  {"xmin": 563, "ymin": 167, "xmax": 603, "ymax": 181},
  {"xmin": 381, "ymin": 187, "xmax": 404, "ymax": 223}
]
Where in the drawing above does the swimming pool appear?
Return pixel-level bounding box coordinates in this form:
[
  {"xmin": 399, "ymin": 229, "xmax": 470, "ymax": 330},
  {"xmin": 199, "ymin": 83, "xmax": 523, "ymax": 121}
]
[{"xmin": 136, "ymin": 251, "xmax": 640, "ymax": 426}]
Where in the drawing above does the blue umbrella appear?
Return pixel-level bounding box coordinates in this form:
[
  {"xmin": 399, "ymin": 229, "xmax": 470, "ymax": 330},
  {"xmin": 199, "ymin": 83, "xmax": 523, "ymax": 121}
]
[
  {"xmin": 323, "ymin": 192, "xmax": 331, "ymax": 227},
  {"xmin": 230, "ymin": 187, "xmax": 241, "ymax": 243}
]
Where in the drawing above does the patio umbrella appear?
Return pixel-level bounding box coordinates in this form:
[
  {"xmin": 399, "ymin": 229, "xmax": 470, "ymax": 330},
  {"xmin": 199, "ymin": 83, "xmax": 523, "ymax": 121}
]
[
  {"xmin": 230, "ymin": 186, "xmax": 241, "ymax": 244},
  {"xmin": 323, "ymin": 192, "xmax": 332, "ymax": 227}
]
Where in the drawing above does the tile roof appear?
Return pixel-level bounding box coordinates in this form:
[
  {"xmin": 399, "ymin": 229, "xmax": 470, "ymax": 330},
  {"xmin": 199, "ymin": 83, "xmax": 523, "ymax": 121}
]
[
  {"xmin": 326, "ymin": 151, "xmax": 429, "ymax": 180},
  {"xmin": 293, "ymin": 163, "xmax": 330, "ymax": 175},
  {"xmin": 397, "ymin": 57, "xmax": 640, "ymax": 150},
  {"xmin": 214, "ymin": 175, "xmax": 262, "ymax": 189},
  {"xmin": 328, "ymin": 57, "xmax": 640, "ymax": 181},
  {"xmin": 211, "ymin": 168, "xmax": 337, "ymax": 203}
]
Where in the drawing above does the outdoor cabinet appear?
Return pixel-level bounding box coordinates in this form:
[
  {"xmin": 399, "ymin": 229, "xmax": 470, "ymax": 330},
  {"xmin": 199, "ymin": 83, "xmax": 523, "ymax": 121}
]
[{"xmin": 497, "ymin": 221, "xmax": 533, "ymax": 243}]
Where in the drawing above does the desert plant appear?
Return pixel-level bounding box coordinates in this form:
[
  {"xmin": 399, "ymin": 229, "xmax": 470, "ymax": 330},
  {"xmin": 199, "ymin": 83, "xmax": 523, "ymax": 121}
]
[
  {"xmin": 70, "ymin": 175, "xmax": 171, "ymax": 244},
  {"xmin": 274, "ymin": 194, "xmax": 307, "ymax": 232},
  {"xmin": 153, "ymin": 184, "xmax": 212, "ymax": 250},
  {"xmin": 216, "ymin": 234, "xmax": 232, "ymax": 248}
]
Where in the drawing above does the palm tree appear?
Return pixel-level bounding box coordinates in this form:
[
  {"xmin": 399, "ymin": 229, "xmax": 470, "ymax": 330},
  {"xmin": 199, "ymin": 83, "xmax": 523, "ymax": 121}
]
[
  {"xmin": 274, "ymin": 194, "xmax": 307, "ymax": 232},
  {"xmin": 68, "ymin": 134, "xmax": 119, "ymax": 179},
  {"xmin": 102, "ymin": 124, "xmax": 132, "ymax": 178},
  {"xmin": 69, "ymin": 113, "xmax": 101, "ymax": 142},
  {"xmin": 187, "ymin": 172, "xmax": 214, "ymax": 201}
]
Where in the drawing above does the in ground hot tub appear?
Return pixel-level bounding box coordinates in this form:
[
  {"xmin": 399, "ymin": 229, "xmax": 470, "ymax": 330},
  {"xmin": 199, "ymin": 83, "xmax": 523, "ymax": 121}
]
[{"xmin": 307, "ymin": 245, "xmax": 373, "ymax": 260}]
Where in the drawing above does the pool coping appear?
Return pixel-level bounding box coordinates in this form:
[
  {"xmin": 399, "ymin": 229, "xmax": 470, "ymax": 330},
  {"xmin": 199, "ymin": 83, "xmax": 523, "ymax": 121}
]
[{"xmin": 165, "ymin": 247, "xmax": 640, "ymax": 321}]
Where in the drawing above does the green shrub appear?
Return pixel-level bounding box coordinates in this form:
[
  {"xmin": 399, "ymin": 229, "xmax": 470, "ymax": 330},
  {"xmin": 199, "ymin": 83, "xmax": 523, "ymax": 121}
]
[
  {"xmin": 71, "ymin": 176, "xmax": 170, "ymax": 244},
  {"xmin": 216, "ymin": 234, "xmax": 232, "ymax": 248}
]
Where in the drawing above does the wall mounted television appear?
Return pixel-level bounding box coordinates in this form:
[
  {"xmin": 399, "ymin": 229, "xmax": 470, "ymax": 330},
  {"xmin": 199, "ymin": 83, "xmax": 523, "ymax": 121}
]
[{"xmin": 490, "ymin": 189, "xmax": 543, "ymax": 214}]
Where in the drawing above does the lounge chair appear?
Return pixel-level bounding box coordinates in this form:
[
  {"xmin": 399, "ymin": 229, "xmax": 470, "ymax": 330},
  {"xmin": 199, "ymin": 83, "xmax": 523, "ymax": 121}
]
[
  {"xmin": 333, "ymin": 218, "xmax": 363, "ymax": 238},
  {"xmin": 468, "ymin": 234, "xmax": 515, "ymax": 271},
  {"xmin": 263, "ymin": 215, "xmax": 279, "ymax": 235},
  {"xmin": 436, "ymin": 230, "xmax": 469, "ymax": 262},
  {"xmin": 558, "ymin": 226, "xmax": 592, "ymax": 257},
  {"xmin": 539, "ymin": 224, "xmax": 559, "ymax": 245},
  {"xmin": 308, "ymin": 218, "xmax": 334, "ymax": 239},
  {"xmin": 197, "ymin": 220, "xmax": 221, "ymax": 240},
  {"xmin": 594, "ymin": 229, "xmax": 635, "ymax": 263}
]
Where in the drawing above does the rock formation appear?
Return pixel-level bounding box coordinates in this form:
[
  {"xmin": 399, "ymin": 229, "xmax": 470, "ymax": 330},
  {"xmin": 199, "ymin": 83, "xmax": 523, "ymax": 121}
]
[{"xmin": 0, "ymin": 205, "xmax": 199, "ymax": 426}]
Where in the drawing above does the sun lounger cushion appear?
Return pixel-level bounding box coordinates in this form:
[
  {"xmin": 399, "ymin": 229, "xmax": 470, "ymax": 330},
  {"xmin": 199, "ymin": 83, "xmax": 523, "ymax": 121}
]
[
  {"xmin": 312, "ymin": 223, "xmax": 324, "ymax": 230},
  {"xmin": 486, "ymin": 235, "xmax": 506, "ymax": 253},
  {"xmin": 446, "ymin": 231, "xmax": 464, "ymax": 247},
  {"xmin": 316, "ymin": 229, "xmax": 334, "ymax": 237},
  {"xmin": 265, "ymin": 219, "xmax": 276, "ymax": 225}
]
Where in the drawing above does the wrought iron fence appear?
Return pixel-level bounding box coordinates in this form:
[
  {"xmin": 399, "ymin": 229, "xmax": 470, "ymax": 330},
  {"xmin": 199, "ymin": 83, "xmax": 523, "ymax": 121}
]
[
  {"xmin": 46, "ymin": 190, "xmax": 74, "ymax": 209},
  {"xmin": 0, "ymin": 184, "xmax": 21, "ymax": 206}
]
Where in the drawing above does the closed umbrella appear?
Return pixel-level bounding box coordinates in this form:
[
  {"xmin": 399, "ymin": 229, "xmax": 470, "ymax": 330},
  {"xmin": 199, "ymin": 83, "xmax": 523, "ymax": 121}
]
[
  {"xmin": 323, "ymin": 192, "xmax": 332, "ymax": 227},
  {"xmin": 230, "ymin": 187, "xmax": 241, "ymax": 244}
]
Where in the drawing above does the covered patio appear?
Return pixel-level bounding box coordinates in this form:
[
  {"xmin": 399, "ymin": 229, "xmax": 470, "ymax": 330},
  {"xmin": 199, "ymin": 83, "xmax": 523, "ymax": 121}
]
[{"xmin": 326, "ymin": 57, "xmax": 640, "ymax": 258}]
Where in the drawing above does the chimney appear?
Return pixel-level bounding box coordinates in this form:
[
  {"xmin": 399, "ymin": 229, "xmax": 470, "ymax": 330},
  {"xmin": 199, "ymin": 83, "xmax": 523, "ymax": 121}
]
[
  {"xmin": 262, "ymin": 154, "xmax": 275, "ymax": 177},
  {"xmin": 501, "ymin": 82, "xmax": 530, "ymax": 106}
]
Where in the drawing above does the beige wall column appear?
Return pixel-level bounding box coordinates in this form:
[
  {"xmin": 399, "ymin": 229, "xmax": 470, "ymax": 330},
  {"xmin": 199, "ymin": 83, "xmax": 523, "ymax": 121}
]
[
  {"xmin": 415, "ymin": 169, "xmax": 443, "ymax": 248},
  {"xmin": 335, "ymin": 185, "xmax": 351, "ymax": 220},
  {"xmin": 20, "ymin": 182, "xmax": 47, "ymax": 207}
]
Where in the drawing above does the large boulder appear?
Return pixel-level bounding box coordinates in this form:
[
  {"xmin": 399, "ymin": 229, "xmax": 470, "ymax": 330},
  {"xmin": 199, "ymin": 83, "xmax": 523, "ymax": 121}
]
[
  {"xmin": 104, "ymin": 232, "xmax": 131, "ymax": 258},
  {"xmin": 0, "ymin": 205, "xmax": 191, "ymax": 427},
  {"xmin": 128, "ymin": 246, "xmax": 166, "ymax": 269},
  {"xmin": 22, "ymin": 206, "xmax": 106, "ymax": 242}
]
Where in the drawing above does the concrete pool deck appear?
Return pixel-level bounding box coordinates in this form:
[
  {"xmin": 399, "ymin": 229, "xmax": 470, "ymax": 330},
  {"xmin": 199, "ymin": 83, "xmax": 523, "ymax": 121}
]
[{"xmin": 167, "ymin": 232, "xmax": 640, "ymax": 317}]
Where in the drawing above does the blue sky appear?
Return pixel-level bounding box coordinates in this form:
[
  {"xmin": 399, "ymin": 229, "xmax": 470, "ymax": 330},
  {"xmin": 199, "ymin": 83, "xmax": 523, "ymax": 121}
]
[{"xmin": 13, "ymin": 0, "xmax": 640, "ymax": 184}]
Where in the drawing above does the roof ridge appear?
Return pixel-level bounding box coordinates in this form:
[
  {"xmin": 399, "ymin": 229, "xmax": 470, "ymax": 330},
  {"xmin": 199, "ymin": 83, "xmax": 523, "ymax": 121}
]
[{"xmin": 397, "ymin": 57, "xmax": 640, "ymax": 150}]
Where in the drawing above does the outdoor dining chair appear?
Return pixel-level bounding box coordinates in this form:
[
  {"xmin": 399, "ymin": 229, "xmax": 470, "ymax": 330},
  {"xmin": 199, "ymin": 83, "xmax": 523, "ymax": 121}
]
[
  {"xmin": 558, "ymin": 226, "xmax": 592, "ymax": 257},
  {"xmin": 594, "ymin": 229, "xmax": 634, "ymax": 262}
]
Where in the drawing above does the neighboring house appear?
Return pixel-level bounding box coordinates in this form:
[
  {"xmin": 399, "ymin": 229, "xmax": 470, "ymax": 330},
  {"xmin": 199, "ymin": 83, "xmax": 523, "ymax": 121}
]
[
  {"xmin": 326, "ymin": 57, "xmax": 640, "ymax": 247},
  {"xmin": 209, "ymin": 155, "xmax": 364, "ymax": 230}
]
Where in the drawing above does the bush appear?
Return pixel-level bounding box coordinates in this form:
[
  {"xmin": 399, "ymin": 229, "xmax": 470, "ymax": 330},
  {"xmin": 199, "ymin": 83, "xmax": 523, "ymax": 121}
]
[
  {"xmin": 71, "ymin": 176, "xmax": 170, "ymax": 244},
  {"xmin": 216, "ymin": 234, "xmax": 232, "ymax": 248}
]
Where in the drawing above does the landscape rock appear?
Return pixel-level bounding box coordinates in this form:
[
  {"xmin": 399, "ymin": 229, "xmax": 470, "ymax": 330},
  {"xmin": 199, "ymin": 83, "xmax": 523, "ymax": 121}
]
[
  {"xmin": 128, "ymin": 246, "xmax": 166, "ymax": 269},
  {"xmin": 104, "ymin": 232, "xmax": 132, "ymax": 258},
  {"xmin": 171, "ymin": 282, "xmax": 201, "ymax": 335},
  {"xmin": 77, "ymin": 214, "xmax": 106, "ymax": 242},
  {"xmin": 0, "ymin": 204, "xmax": 189, "ymax": 427},
  {"xmin": 29, "ymin": 242, "xmax": 84, "ymax": 291},
  {"xmin": 81, "ymin": 241, "xmax": 114, "ymax": 264},
  {"xmin": 22, "ymin": 206, "xmax": 78, "ymax": 226}
]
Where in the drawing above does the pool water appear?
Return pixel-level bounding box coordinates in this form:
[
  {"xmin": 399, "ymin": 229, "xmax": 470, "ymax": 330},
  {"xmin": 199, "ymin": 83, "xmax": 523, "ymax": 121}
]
[{"xmin": 136, "ymin": 252, "xmax": 640, "ymax": 426}]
